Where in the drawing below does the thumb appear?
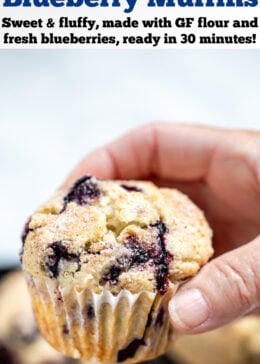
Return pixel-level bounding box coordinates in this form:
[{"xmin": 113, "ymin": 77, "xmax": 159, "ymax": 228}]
[{"xmin": 168, "ymin": 235, "xmax": 260, "ymax": 334}]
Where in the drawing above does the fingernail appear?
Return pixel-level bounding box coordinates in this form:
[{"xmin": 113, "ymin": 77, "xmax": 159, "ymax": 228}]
[{"xmin": 169, "ymin": 288, "xmax": 210, "ymax": 330}]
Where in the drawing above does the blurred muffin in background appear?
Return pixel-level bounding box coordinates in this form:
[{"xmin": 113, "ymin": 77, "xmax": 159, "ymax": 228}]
[
  {"xmin": 0, "ymin": 270, "xmax": 82, "ymax": 364},
  {"xmin": 167, "ymin": 315, "xmax": 260, "ymax": 364}
]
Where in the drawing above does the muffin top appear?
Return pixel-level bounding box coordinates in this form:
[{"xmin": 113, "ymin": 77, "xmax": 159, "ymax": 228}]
[{"xmin": 22, "ymin": 176, "xmax": 213, "ymax": 294}]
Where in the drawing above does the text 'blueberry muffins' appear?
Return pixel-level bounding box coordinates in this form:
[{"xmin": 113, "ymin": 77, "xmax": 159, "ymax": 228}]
[{"xmin": 21, "ymin": 176, "xmax": 213, "ymax": 364}]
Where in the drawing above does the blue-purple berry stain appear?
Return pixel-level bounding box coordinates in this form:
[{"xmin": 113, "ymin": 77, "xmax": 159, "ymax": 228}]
[
  {"xmin": 62, "ymin": 325, "xmax": 69, "ymax": 335},
  {"xmin": 150, "ymin": 221, "xmax": 173, "ymax": 294},
  {"xmin": 101, "ymin": 221, "xmax": 173, "ymax": 295},
  {"xmin": 21, "ymin": 217, "xmax": 33, "ymax": 246},
  {"xmin": 117, "ymin": 338, "xmax": 146, "ymax": 362},
  {"xmin": 85, "ymin": 304, "xmax": 95, "ymax": 319},
  {"xmin": 45, "ymin": 241, "xmax": 79, "ymax": 278},
  {"xmin": 155, "ymin": 307, "xmax": 165, "ymax": 328},
  {"xmin": 120, "ymin": 184, "xmax": 143, "ymax": 193},
  {"xmin": 125, "ymin": 236, "xmax": 150, "ymax": 265},
  {"xmin": 101, "ymin": 264, "xmax": 122, "ymax": 285},
  {"xmin": 62, "ymin": 175, "xmax": 100, "ymax": 211}
]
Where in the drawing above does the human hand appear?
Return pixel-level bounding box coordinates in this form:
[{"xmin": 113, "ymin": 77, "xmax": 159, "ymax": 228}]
[{"xmin": 65, "ymin": 122, "xmax": 260, "ymax": 334}]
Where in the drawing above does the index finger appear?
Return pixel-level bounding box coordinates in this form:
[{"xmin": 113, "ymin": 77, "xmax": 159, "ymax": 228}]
[{"xmin": 65, "ymin": 122, "xmax": 221, "ymax": 186}]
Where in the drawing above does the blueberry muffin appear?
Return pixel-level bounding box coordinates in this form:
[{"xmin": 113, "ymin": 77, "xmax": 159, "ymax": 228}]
[
  {"xmin": 21, "ymin": 176, "xmax": 213, "ymax": 363},
  {"xmin": 0, "ymin": 271, "xmax": 83, "ymax": 364},
  {"xmin": 167, "ymin": 315, "xmax": 260, "ymax": 364}
]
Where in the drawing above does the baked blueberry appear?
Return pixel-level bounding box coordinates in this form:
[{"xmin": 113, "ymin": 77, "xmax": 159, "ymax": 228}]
[
  {"xmin": 117, "ymin": 338, "xmax": 146, "ymax": 362},
  {"xmin": 85, "ymin": 304, "xmax": 95, "ymax": 319},
  {"xmin": 45, "ymin": 241, "xmax": 79, "ymax": 279},
  {"xmin": 120, "ymin": 184, "xmax": 142, "ymax": 193},
  {"xmin": 63, "ymin": 175, "xmax": 100, "ymax": 209}
]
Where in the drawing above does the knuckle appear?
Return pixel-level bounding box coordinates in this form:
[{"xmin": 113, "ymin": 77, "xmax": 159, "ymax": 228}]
[{"xmin": 212, "ymin": 258, "xmax": 258, "ymax": 311}]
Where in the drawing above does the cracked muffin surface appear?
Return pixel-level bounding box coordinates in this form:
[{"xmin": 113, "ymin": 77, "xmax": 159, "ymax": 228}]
[{"xmin": 22, "ymin": 175, "xmax": 213, "ymax": 295}]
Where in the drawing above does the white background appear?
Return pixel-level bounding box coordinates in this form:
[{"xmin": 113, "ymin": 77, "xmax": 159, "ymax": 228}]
[{"xmin": 0, "ymin": 49, "xmax": 259, "ymax": 266}]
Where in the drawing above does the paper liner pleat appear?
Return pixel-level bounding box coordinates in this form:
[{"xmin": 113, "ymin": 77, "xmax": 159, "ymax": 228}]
[{"xmin": 26, "ymin": 274, "xmax": 174, "ymax": 363}]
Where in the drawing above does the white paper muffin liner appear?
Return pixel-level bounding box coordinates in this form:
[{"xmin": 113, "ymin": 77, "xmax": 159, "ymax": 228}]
[{"xmin": 25, "ymin": 274, "xmax": 174, "ymax": 364}]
